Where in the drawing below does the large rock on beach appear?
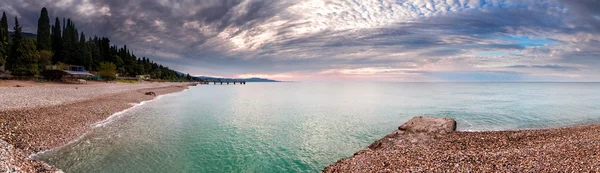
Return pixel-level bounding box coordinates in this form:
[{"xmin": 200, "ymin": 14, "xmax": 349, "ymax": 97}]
[
  {"xmin": 398, "ymin": 116, "xmax": 456, "ymax": 134},
  {"xmin": 325, "ymin": 115, "xmax": 600, "ymax": 172}
]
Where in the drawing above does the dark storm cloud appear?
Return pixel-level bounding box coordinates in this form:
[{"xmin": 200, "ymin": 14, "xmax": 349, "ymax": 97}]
[{"xmin": 559, "ymin": 0, "xmax": 600, "ymax": 33}]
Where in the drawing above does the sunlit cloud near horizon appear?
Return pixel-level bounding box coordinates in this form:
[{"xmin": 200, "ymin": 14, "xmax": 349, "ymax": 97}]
[{"xmin": 2, "ymin": 0, "xmax": 599, "ymax": 81}]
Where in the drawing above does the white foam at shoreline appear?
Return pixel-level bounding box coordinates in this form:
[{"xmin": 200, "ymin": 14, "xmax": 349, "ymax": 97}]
[
  {"xmin": 93, "ymin": 88, "xmax": 190, "ymax": 127},
  {"xmin": 31, "ymin": 87, "xmax": 192, "ymax": 159}
]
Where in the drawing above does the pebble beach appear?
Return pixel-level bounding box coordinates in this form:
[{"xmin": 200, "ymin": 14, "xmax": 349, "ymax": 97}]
[
  {"xmin": 324, "ymin": 117, "xmax": 600, "ymax": 172},
  {"xmin": 0, "ymin": 82, "xmax": 193, "ymax": 172},
  {"xmin": 0, "ymin": 82, "xmax": 180, "ymax": 111}
]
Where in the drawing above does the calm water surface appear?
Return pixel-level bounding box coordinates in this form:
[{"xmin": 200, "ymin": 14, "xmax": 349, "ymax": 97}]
[{"xmin": 38, "ymin": 83, "xmax": 600, "ymax": 172}]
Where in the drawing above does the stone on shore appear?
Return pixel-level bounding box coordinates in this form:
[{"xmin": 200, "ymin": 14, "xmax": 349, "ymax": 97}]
[{"xmin": 398, "ymin": 116, "xmax": 456, "ymax": 134}]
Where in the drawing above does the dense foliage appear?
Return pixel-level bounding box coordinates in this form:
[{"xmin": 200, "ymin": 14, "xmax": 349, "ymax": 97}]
[
  {"xmin": 10, "ymin": 38, "xmax": 39, "ymax": 76},
  {"xmin": 1, "ymin": 7, "xmax": 193, "ymax": 81},
  {"xmin": 97, "ymin": 62, "xmax": 116, "ymax": 81}
]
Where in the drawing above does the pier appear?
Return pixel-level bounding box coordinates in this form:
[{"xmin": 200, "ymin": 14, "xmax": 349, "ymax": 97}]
[{"xmin": 199, "ymin": 81, "xmax": 246, "ymax": 85}]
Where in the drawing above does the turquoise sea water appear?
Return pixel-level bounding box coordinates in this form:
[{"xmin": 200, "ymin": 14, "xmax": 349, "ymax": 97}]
[{"xmin": 38, "ymin": 83, "xmax": 600, "ymax": 172}]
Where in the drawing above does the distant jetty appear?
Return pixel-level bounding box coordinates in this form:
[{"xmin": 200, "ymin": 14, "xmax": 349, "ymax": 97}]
[
  {"xmin": 200, "ymin": 81, "xmax": 247, "ymax": 85},
  {"xmin": 324, "ymin": 116, "xmax": 600, "ymax": 172}
]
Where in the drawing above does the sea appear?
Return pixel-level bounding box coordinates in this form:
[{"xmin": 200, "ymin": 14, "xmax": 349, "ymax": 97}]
[{"xmin": 36, "ymin": 82, "xmax": 600, "ymax": 172}]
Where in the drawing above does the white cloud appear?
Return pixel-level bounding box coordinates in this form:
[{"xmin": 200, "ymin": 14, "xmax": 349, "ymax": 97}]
[{"xmin": 76, "ymin": 0, "xmax": 111, "ymax": 16}]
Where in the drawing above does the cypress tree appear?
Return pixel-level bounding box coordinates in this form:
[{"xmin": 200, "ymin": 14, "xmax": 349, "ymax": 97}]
[
  {"xmin": 89, "ymin": 39, "xmax": 100, "ymax": 70},
  {"xmin": 7, "ymin": 17, "xmax": 24, "ymax": 71},
  {"xmin": 0, "ymin": 12, "xmax": 8, "ymax": 67},
  {"xmin": 79, "ymin": 32, "xmax": 85, "ymax": 52},
  {"xmin": 60, "ymin": 19, "xmax": 71, "ymax": 63},
  {"xmin": 36, "ymin": 7, "xmax": 51, "ymax": 50},
  {"xmin": 61, "ymin": 19, "xmax": 80, "ymax": 65},
  {"xmin": 80, "ymin": 32, "xmax": 92, "ymax": 69},
  {"xmin": 62, "ymin": 18, "xmax": 65, "ymax": 35},
  {"xmin": 12, "ymin": 17, "xmax": 23, "ymax": 47},
  {"xmin": 51, "ymin": 17, "xmax": 62, "ymax": 63}
]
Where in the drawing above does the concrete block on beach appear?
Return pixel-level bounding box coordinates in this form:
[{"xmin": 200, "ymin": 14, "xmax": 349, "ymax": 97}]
[{"xmin": 398, "ymin": 116, "xmax": 456, "ymax": 134}]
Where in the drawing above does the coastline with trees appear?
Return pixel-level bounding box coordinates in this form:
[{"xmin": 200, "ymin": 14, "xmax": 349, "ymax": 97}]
[
  {"xmin": 0, "ymin": 7, "xmax": 193, "ymax": 82},
  {"xmin": 0, "ymin": 8, "xmax": 201, "ymax": 171}
]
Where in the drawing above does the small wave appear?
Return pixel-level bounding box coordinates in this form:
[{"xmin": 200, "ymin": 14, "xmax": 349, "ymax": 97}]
[
  {"xmin": 32, "ymin": 89, "xmax": 189, "ymax": 159},
  {"xmin": 92, "ymin": 89, "xmax": 188, "ymax": 128},
  {"xmin": 30, "ymin": 132, "xmax": 90, "ymax": 159}
]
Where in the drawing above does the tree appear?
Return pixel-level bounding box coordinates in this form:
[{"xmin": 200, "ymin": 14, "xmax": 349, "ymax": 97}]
[
  {"xmin": 51, "ymin": 17, "xmax": 62, "ymax": 63},
  {"xmin": 7, "ymin": 17, "xmax": 24, "ymax": 71},
  {"xmin": 61, "ymin": 19, "xmax": 82, "ymax": 65},
  {"xmin": 36, "ymin": 7, "xmax": 51, "ymax": 51},
  {"xmin": 10, "ymin": 38, "xmax": 39, "ymax": 76},
  {"xmin": 1, "ymin": 7, "xmax": 186, "ymax": 81},
  {"xmin": 0, "ymin": 12, "xmax": 8, "ymax": 67},
  {"xmin": 38, "ymin": 50, "xmax": 53, "ymax": 72},
  {"xmin": 97, "ymin": 62, "xmax": 117, "ymax": 80},
  {"xmin": 79, "ymin": 32, "xmax": 92, "ymax": 69},
  {"xmin": 88, "ymin": 39, "xmax": 101, "ymax": 70}
]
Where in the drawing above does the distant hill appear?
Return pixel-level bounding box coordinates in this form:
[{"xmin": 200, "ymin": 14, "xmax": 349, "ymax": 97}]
[
  {"xmin": 245, "ymin": 77, "xmax": 280, "ymax": 82},
  {"xmin": 8, "ymin": 31, "xmax": 37, "ymax": 40},
  {"xmin": 195, "ymin": 76, "xmax": 280, "ymax": 82}
]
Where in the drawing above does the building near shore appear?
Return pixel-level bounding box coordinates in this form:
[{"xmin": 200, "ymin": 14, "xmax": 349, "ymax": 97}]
[{"xmin": 41, "ymin": 65, "xmax": 94, "ymax": 81}]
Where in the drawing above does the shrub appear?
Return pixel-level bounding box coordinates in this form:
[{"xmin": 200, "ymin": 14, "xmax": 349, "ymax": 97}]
[
  {"xmin": 37, "ymin": 50, "xmax": 52, "ymax": 71},
  {"xmin": 97, "ymin": 62, "xmax": 117, "ymax": 81}
]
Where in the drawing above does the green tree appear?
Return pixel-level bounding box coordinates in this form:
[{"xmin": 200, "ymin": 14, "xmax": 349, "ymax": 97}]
[
  {"xmin": 36, "ymin": 7, "xmax": 51, "ymax": 51},
  {"xmin": 79, "ymin": 32, "xmax": 92, "ymax": 69},
  {"xmin": 10, "ymin": 38, "xmax": 39, "ymax": 76},
  {"xmin": 0, "ymin": 7, "xmax": 187, "ymax": 81},
  {"xmin": 0, "ymin": 13, "xmax": 8, "ymax": 66},
  {"xmin": 38, "ymin": 50, "xmax": 52, "ymax": 72},
  {"xmin": 51, "ymin": 17, "xmax": 62, "ymax": 63},
  {"xmin": 97, "ymin": 62, "xmax": 117, "ymax": 81},
  {"xmin": 61, "ymin": 19, "xmax": 82, "ymax": 65},
  {"xmin": 0, "ymin": 12, "xmax": 8, "ymax": 67},
  {"xmin": 88, "ymin": 38, "xmax": 101, "ymax": 70},
  {"xmin": 7, "ymin": 17, "xmax": 24, "ymax": 71}
]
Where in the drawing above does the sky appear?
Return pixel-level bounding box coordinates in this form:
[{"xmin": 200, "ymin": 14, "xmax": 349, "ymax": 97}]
[{"xmin": 1, "ymin": 0, "xmax": 599, "ymax": 82}]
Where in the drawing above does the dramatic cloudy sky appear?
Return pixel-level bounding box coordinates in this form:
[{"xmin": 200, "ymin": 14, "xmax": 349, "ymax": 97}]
[{"xmin": 2, "ymin": 0, "xmax": 599, "ymax": 81}]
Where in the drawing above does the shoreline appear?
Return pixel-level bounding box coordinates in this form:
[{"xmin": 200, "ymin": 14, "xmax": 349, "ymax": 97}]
[
  {"xmin": 91, "ymin": 88, "xmax": 189, "ymax": 128},
  {"xmin": 323, "ymin": 117, "xmax": 600, "ymax": 172},
  {"xmin": 0, "ymin": 82, "xmax": 196, "ymax": 172},
  {"xmin": 32, "ymin": 88, "xmax": 190, "ymax": 159}
]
